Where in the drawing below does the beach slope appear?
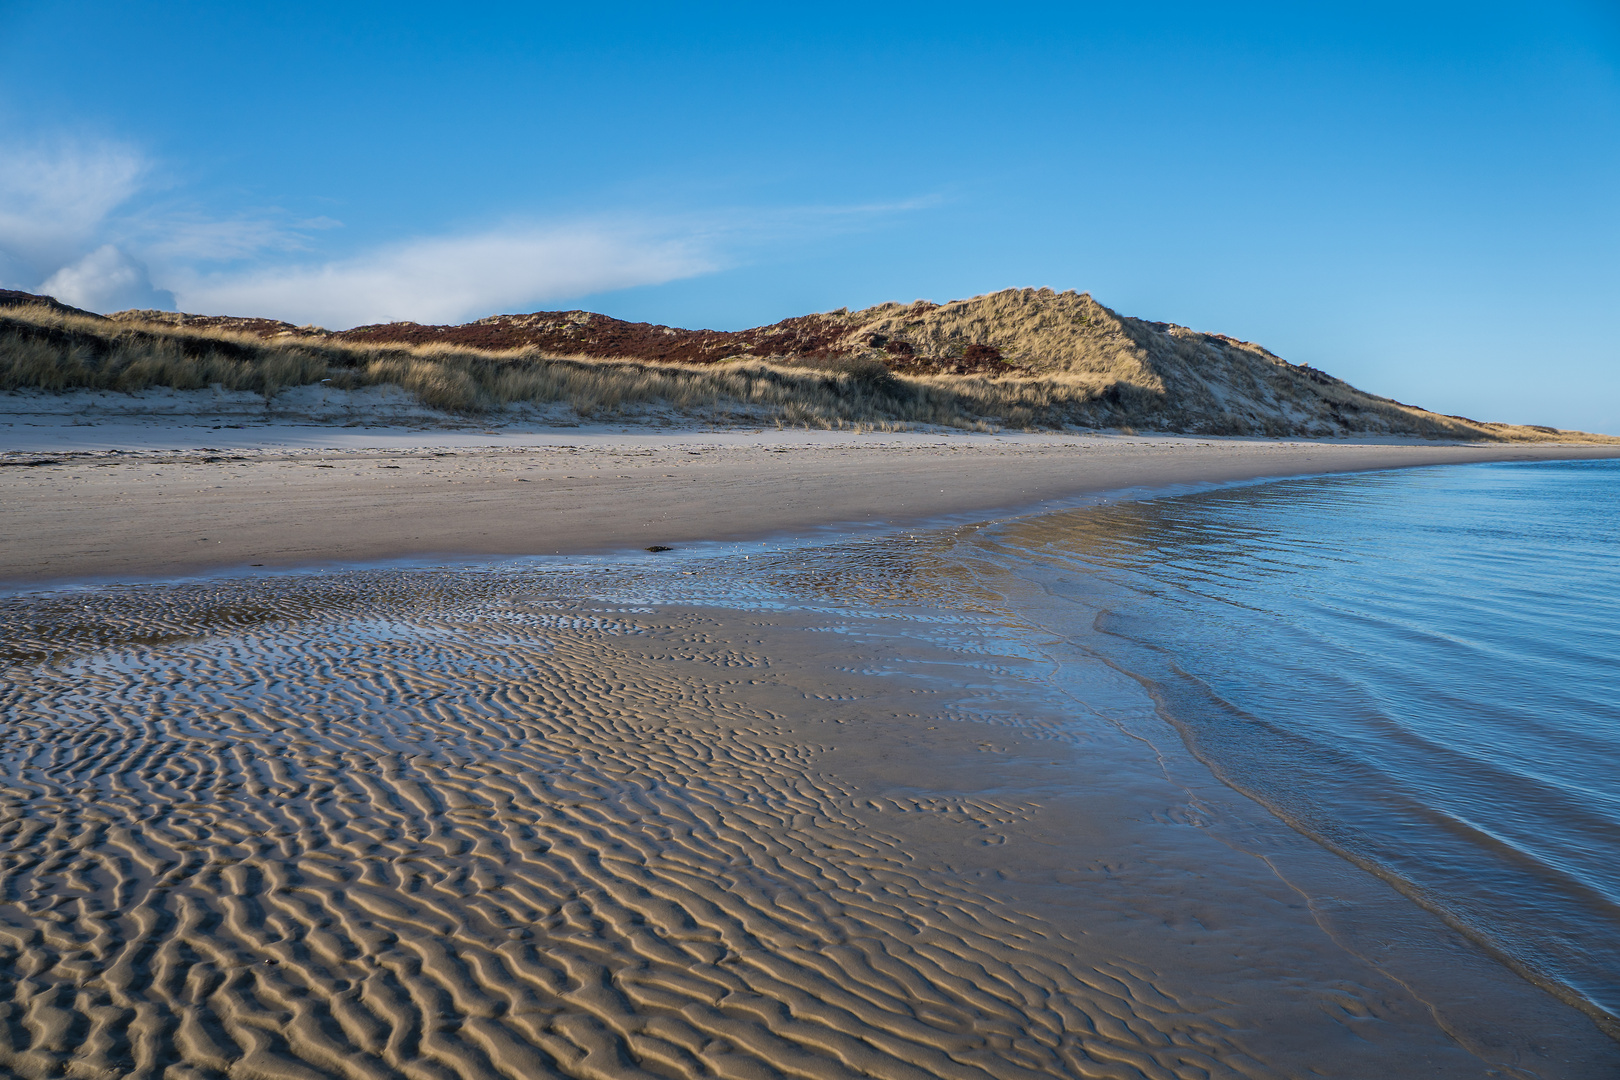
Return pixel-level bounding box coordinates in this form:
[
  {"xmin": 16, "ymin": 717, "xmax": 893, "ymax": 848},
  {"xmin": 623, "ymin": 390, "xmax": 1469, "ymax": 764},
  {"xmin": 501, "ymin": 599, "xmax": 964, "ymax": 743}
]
[{"xmin": 4, "ymin": 429, "xmax": 1619, "ymax": 586}]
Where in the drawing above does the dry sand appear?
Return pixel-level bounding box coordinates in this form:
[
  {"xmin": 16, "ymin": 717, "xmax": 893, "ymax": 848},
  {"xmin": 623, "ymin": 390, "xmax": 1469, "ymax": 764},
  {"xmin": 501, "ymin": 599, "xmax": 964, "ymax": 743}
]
[
  {"xmin": 4, "ymin": 423, "xmax": 1618, "ymax": 587},
  {"xmin": 4, "ymin": 424, "xmax": 1618, "ymax": 1079}
]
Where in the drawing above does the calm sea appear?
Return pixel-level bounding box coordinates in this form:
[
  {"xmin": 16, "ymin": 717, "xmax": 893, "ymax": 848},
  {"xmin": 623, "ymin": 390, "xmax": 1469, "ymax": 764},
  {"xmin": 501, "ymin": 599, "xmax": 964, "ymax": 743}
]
[{"xmin": 970, "ymin": 458, "xmax": 1620, "ymax": 1025}]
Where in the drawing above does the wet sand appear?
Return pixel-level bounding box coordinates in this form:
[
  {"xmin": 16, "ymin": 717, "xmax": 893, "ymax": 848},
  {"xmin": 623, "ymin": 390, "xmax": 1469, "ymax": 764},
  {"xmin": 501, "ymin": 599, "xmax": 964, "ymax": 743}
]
[
  {"xmin": 4, "ymin": 428, "xmax": 1618, "ymax": 1078},
  {"xmin": 3, "ymin": 426, "xmax": 1618, "ymax": 586},
  {"xmin": 4, "ymin": 563, "xmax": 1615, "ymax": 1079}
]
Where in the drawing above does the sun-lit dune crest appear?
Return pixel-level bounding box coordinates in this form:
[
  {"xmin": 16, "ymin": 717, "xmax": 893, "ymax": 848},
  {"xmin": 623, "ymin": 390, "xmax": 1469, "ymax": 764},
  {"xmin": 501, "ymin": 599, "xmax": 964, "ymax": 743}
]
[{"xmin": 0, "ymin": 286, "xmax": 1608, "ymax": 440}]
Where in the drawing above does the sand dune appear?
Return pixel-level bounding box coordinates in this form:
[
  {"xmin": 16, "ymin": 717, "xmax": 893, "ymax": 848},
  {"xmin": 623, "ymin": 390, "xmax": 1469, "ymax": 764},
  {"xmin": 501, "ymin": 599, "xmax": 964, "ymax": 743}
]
[{"xmin": 8, "ymin": 288, "xmax": 1618, "ymax": 438}]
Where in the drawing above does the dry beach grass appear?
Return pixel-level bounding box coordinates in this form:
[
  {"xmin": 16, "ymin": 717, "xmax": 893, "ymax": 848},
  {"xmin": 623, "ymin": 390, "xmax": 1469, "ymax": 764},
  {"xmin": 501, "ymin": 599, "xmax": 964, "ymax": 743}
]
[
  {"xmin": 0, "ymin": 305, "xmax": 944, "ymax": 429},
  {"xmin": 3, "ymin": 295, "xmax": 1612, "ymax": 440},
  {"xmin": 6, "ymin": 288, "xmax": 1620, "ymax": 1080}
]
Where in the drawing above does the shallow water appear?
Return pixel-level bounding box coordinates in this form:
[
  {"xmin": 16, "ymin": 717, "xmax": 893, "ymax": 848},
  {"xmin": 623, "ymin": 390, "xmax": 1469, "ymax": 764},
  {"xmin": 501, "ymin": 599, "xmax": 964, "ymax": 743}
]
[
  {"xmin": 2, "ymin": 458, "xmax": 1617, "ymax": 1079},
  {"xmin": 966, "ymin": 459, "xmax": 1620, "ymax": 1026}
]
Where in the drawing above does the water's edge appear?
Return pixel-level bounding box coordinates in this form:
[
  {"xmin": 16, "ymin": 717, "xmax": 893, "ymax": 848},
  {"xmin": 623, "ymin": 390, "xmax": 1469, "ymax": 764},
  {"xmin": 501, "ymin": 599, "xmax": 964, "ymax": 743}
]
[{"xmin": 969, "ymin": 461, "xmax": 1620, "ymax": 1037}]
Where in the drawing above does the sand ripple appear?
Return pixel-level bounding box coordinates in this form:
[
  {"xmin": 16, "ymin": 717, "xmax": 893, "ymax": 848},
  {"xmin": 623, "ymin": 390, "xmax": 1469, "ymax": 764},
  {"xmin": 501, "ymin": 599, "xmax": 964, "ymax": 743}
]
[{"xmin": 2, "ymin": 576, "xmax": 1333, "ymax": 1079}]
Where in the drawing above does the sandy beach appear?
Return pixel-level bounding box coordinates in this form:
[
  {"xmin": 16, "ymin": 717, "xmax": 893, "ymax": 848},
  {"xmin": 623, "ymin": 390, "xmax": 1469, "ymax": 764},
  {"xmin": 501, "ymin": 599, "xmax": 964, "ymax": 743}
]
[
  {"xmin": 4, "ymin": 557, "xmax": 1615, "ymax": 1080},
  {"xmin": 4, "ymin": 423, "xmax": 1618, "ymax": 587},
  {"xmin": 4, "ymin": 426, "xmax": 1618, "ymax": 1079},
  {"xmin": 9, "ymin": 1, "xmax": 1619, "ymax": 1074}
]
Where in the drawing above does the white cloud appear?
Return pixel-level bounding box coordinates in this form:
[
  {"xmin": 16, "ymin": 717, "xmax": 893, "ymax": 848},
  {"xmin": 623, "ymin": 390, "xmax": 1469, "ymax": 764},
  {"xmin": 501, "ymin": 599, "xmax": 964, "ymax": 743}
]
[
  {"xmin": 0, "ymin": 139, "xmax": 147, "ymax": 286},
  {"xmin": 172, "ymin": 224, "xmax": 718, "ymax": 328},
  {"xmin": 39, "ymin": 244, "xmax": 174, "ymax": 313},
  {"xmin": 165, "ymin": 200, "xmax": 941, "ymax": 328},
  {"xmin": 139, "ymin": 214, "xmax": 334, "ymax": 262},
  {"xmin": 2, "ymin": 132, "xmax": 935, "ymax": 323},
  {"xmin": 0, "ymin": 135, "xmax": 322, "ymax": 309}
]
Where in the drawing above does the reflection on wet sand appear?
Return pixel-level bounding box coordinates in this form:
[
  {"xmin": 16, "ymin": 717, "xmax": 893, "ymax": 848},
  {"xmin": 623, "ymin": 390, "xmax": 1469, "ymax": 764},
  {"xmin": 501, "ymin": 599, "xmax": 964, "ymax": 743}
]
[
  {"xmin": 1, "ymin": 550, "xmax": 1614, "ymax": 1079},
  {"xmin": 976, "ymin": 464, "xmax": 1620, "ymax": 1035}
]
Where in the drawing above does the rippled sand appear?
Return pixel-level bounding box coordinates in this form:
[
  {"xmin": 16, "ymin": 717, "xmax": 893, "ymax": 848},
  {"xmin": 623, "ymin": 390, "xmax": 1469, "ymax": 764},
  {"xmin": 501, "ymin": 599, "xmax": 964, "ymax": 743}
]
[{"xmin": 2, "ymin": 562, "xmax": 1612, "ymax": 1079}]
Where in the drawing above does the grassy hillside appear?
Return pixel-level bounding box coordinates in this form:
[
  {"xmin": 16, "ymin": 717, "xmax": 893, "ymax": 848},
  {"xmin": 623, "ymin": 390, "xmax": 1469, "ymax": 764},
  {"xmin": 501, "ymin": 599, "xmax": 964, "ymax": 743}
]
[{"xmin": 1, "ymin": 287, "xmax": 1609, "ymax": 440}]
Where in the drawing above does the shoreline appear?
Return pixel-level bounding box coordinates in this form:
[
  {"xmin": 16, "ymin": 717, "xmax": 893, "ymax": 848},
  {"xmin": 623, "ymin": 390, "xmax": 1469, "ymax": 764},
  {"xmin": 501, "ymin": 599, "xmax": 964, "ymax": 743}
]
[
  {"xmin": 4, "ymin": 423, "xmax": 1618, "ymax": 588},
  {"xmin": 4, "ymin": 534, "xmax": 1615, "ymax": 1076},
  {"xmin": 5, "ymin": 429, "xmax": 1617, "ymax": 1074}
]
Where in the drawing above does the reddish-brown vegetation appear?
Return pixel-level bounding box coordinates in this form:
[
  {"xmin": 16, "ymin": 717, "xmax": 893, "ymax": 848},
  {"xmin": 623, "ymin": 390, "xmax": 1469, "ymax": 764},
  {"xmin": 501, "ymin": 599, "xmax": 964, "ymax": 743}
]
[
  {"xmin": 3, "ymin": 286, "xmax": 1606, "ymax": 440},
  {"xmin": 0, "ymin": 290, "xmax": 100, "ymax": 320},
  {"xmin": 7, "ymin": 288, "xmax": 1022, "ymax": 375},
  {"xmin": 331, "ymin": 309, "xmax": 1018, "ymax": 375}
]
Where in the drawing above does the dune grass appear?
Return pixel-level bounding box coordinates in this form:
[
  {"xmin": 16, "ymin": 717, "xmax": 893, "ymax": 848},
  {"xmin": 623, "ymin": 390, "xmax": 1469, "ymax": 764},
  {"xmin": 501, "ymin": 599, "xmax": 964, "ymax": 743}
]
[
  {"xmin": 2, "ymin": 304, "xmax": 1610, "ymax": 441},
  {"xmin": 0, "ymin": 305, "xmax": 1119, "ymax": 431}
]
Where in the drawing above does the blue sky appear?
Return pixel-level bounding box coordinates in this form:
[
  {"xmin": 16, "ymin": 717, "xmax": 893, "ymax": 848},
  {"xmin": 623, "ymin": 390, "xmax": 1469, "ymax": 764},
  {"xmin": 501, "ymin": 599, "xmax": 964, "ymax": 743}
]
[{"xmin": 2, "ymin": 1, "xmax": 1617, "ymax": 430}]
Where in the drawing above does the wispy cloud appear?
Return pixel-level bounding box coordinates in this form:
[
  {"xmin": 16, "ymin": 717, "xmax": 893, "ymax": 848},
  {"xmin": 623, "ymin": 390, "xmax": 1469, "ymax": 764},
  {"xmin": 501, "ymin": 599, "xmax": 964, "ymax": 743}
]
[
  {"xmin": 172, "ymin": 224, "xmax": 719, "ymax": 328},
  {"xmin": 139, "ymin": 214, "xmax": 341, "ymax": 263},
  {"xmin": 170, "ymin": 198, "xmax": 946, "ymax": 327},
  {"xmin": 0, "ymin": 138, "xmax": 146, "ymax": 270},
  {"xmin": 2, "ymin": 133, "xmax": 936, "ymax": 324},
  {"xmin": 0, "ymin": 138, "xmax": 172, "ymax": 309},
  {"xmin": 0, "ymin": 136, "xmax": 333, "ymax": 311}
]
